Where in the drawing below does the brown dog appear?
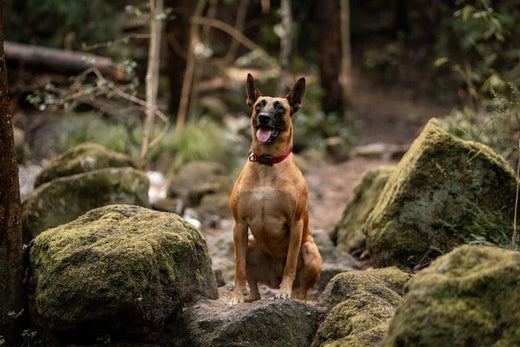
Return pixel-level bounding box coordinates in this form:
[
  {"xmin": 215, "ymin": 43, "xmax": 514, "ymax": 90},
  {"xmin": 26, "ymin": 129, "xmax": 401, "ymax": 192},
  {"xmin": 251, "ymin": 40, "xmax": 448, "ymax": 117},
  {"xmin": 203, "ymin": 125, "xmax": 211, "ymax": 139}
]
[{"xmin": 229, "ymin": 74, "xmax": 322, "ymax": 304}]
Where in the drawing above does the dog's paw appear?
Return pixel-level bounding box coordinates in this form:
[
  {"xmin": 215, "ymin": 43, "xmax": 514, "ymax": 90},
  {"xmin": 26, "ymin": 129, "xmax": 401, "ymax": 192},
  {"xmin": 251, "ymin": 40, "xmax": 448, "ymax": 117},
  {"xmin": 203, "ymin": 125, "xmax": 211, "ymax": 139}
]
[
  {"xmin": 229, "ymin": 296, "xmax": 244, "ymax": 305},
  {"xmin": 273, "ymin": 291, "xmax": 290, "ymax": 300}
]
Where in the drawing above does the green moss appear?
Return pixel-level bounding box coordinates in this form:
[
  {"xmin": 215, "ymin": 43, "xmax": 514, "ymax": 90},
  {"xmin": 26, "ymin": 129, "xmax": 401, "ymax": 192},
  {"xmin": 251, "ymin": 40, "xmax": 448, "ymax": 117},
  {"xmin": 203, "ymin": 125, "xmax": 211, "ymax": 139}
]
[
  {"xmin": 383, "ymin": 245, "xmax": 520, "ymax": 346},
  {"xmin": 35, "ymin": 143, "xmax": 136, "ymax": 187},
  {"xmin": 22, "ymin": 167, "xmax": 149, "ymax": 241},
  {"xmin": 365, "ymin": 119, "xmax": 517, "ymax": 268},
  {"xmin": 314, "ymin": 269, "xmax": 406, "ymax": 346},
  {"xmin": 314, "ymin": 293, "xmax": 396, "ymax": 347},
  {"xmin": 331, "ymin": 166, "xmax": 394, "ymax": 252},
  {"xmin": 27, "ymin": 204, "xmax": 218, "ymax": 343}
]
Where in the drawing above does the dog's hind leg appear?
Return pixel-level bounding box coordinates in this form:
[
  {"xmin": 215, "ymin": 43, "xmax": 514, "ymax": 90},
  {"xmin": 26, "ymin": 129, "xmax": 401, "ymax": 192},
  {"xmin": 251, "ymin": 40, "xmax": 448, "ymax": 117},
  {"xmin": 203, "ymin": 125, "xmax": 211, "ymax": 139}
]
[{"xmin": 293, "ymin": 238, "xmax": 322, "ymax": 301}]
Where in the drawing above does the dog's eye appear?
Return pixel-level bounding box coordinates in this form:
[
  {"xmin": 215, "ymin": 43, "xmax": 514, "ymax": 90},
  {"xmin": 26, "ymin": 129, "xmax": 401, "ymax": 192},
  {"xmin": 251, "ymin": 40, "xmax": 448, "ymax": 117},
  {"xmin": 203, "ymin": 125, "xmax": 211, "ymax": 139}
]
[
  {"xmin": 274, "ymin": 102, "xmax": 285, "ymax": 113},
  {"xmin": 255, "ymin": 100, "xmax": 266, "ymax": 110}
]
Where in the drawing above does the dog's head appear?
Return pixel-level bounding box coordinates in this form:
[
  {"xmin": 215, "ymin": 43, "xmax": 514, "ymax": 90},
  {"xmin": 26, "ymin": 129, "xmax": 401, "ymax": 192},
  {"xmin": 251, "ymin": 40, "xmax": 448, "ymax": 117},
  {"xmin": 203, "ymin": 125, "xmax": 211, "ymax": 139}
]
[{"xmin": 246, "ymin": 73, "xmax": 305, "ymax": 145}]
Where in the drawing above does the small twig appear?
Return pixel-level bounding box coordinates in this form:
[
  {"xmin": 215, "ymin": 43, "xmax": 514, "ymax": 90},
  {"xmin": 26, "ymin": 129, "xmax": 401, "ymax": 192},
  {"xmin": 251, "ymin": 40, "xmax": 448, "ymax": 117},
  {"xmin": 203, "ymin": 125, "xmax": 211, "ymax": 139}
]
[
  {"xmin": 81, "ymin": 33, "xmax": 151, "ymax": 51},
  {"xmin": 512, "ymin": 139, "xmax": 520, "ymax": 248}
]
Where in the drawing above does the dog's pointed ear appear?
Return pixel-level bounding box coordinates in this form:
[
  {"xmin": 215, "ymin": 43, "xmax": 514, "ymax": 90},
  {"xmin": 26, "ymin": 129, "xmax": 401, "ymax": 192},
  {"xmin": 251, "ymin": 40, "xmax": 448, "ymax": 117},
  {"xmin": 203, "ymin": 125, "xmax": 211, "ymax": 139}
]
[
  {"xmin": 285, "ymin": 77, "xmax": 306, "ymax": 115},
  {"xmin": 246, "ymin": 73, "xmax": 262, "ymax": 107}
]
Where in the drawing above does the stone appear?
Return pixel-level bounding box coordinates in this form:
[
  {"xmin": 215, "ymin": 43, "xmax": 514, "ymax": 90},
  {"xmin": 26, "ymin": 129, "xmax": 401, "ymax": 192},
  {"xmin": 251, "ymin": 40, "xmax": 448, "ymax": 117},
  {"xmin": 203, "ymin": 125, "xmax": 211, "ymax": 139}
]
[
  {"xmin": 22, "ymin": 167, "xmax": 149, "ymax": 242},
  {"xmin": 365, "ymin": 119, "xmax": 517, "ymax": 269},
  {"xmin": 167, "ymin": 161, "xmax": 232, "ymax": 207},
  {"xmin": 175, "ymin": 294, "xmax": 322, "ymax": 347},
  {"xmin": 330, "ymin": 166, "xmax": 394, "ymax": 253},
  {"xmin": 383, "ymin": 245, "xmax": 520, "ymax": 346},
  {"xmin": 314, "ymin": 269, "xmax": 408, "ymax": 346},
  {"xmin": 35, "ymin": 142, "xmax": 136, "ymax": 187},
  {"xmin": 27, "ymin": 204, "xmax": 218, "ymax": 345}
]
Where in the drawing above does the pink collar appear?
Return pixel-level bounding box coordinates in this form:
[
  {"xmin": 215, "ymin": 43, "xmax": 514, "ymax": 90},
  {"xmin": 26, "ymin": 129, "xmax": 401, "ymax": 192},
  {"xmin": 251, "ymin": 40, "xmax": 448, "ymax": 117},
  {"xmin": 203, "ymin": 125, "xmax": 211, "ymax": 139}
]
[{"xmin": 248, "ymin": 146, "xmax": 293, "ymax": 166}]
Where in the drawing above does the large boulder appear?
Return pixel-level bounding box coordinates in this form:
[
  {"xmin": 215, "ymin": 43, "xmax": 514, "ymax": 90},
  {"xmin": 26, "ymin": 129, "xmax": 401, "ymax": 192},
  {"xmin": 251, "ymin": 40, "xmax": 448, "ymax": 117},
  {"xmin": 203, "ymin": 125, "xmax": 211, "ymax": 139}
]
[
  {"xmin": 27, "ymin": 204, "xmax": 218, "ymax": 345},
  {"xmin": 176, "ymin": 294, "xmax": 322, "ymax": 347},
  {"xmin": 330, "ymin": 166, "xmax": 394, "ymax": 253},
  {"xmin": 22, "ymin": 167, "xmax": 149, "ymax": 242},
  {"xmin": 365, "ymin": 119, "xmax": 517, "ymax": 269},
  {"xmin": 35, "ymin": 142, "xmax": 136, "ymax": 187},
  {"xmin": 383, "ymin": 245, "xmax": 520, "ymax": 346},
  {"xmin": 313, "ymin": 268, "xmax": 410, "ymax": 346}
]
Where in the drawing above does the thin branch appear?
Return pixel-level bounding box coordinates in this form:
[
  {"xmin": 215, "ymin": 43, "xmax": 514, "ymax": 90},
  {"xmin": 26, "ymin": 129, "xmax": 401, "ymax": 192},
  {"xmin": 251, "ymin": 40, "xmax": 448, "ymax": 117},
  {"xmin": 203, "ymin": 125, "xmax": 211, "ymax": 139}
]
[
  {"xmin": 191, "ymin": 16, "xmax": 279, "ymax": 70},
  {"xmin": 513, "ymin": 138, "xmax": 519, "ymax": 248},
  {"xmin": 140, "ymin": 0, "xmax": 165, "ymax": 168},
  {"xmin": 81, "ymin": 33, "xmax": 151, "ymax": 51}
]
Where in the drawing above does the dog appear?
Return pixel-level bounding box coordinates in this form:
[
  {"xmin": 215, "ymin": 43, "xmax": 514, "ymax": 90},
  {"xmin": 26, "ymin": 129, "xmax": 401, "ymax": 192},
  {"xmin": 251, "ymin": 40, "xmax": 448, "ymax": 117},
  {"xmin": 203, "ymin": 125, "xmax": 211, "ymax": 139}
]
[{"xmin": 229, "ymin": 74, "xmax": 322, "ymax": 304}]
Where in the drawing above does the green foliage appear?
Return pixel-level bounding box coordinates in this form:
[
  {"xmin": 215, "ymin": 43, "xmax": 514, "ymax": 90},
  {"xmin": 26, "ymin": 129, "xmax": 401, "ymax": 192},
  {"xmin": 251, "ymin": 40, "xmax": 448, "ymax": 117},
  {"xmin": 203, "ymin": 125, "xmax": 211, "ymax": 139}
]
[
  {"xmin": 4, "ymin": 0, "xmax": 119, "ymax": 49},
  {"xmin": 435, "ymin": 0, "xmax": 520, "ymax": 106},
  {"xmin": 58, "ymin": 113, "xmax": 140, "ymax": 158},
  {"xmin": 168, "ymin": 118, "xmax": 236, "ymax": 171},
  {"xmin": 440, "ymin": 85, "xmax": 520, "ymax": 162}
]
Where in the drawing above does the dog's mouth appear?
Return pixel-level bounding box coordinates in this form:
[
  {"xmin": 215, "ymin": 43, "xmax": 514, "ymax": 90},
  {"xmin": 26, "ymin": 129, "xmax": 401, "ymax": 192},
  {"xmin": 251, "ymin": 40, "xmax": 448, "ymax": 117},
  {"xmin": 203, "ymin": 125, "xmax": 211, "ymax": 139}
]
[{"xmin": 256, "ymin": 126, "xmax": 280, "ymax": 144}]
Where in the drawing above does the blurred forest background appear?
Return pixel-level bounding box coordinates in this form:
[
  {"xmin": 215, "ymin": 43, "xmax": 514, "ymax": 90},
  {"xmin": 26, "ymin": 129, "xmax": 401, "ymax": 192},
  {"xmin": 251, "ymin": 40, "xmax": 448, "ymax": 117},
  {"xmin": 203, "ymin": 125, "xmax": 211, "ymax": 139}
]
[{"xmin": 4, "ymin": 0, "xmax": 520, "ymax": 170}]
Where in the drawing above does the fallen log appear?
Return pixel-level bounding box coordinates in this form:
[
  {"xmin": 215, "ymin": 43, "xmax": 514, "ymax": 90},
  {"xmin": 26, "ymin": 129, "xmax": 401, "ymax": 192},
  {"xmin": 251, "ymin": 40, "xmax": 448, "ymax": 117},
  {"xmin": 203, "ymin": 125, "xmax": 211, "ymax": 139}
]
[{"xmin": 4, "ymin": 41, "xmax": 128, "ymax": 81}]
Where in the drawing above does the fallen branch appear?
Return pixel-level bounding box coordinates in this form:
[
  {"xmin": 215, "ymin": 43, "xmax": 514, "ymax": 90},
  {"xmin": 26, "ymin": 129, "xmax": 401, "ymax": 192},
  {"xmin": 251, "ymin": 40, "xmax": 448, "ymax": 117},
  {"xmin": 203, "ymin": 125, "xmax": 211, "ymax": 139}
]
[{"xmin": 4, "ymin": 41, "xmax": 128, "ymax": 81}]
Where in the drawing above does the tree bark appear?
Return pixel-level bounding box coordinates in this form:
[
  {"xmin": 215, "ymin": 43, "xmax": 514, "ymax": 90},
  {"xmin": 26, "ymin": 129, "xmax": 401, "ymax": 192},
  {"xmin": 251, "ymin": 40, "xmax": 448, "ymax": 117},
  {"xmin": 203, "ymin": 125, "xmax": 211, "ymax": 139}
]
[
  {"xmin": 277, "ymin": 0, "xmax": 292, "ymax": 95},
  {"xmin": 315, "ymin": 0, "xmax": 344, "ymax": 116},
  {"xmin": 140, "ymin": 0, "xmax": 165, "ymax": 169},
  {"xmin": 0, "ymin": 5, "xmax": 24, "ymax": 345},
  {"xmin": 4, "ymin": 41, "xmax": 128, "ymax": 81},
  {"xmin": 339, "ymin": 0, "xmax": 352, "ymax": 117}
]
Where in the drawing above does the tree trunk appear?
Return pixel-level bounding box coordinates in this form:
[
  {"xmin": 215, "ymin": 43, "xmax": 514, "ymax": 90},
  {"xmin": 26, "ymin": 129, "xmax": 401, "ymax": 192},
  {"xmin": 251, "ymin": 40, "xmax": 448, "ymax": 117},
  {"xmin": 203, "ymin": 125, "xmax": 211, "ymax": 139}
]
[
  {"xmin": 315, "ymin": 0, "xmax": 344, "ymax": 115},
  {"xmin": 277, "ymin": 0, "xmax": 292, "ymax": 95},
  {"xmin": 139, "ymin": 0, "xmax": 165, "ymax": 169},
  {"xmin": 5, "ymin": 41, "xmax": 127, "ymax": 81},
  {"xmin": 165, "ymin": 0, "xmax": 196, "ymax": 115},
  {"xmin": 339, "ymin": 0, "xmax": 352, "ymax": 119},
  {"xmin": 0, "ymin": 5, "xmax": 24, "ymax": 344}
]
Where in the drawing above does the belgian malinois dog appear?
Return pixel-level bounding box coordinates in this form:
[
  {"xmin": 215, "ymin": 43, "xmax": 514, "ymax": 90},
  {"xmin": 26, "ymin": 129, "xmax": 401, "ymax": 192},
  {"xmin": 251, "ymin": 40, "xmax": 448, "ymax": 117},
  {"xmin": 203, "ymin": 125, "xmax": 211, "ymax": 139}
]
[{"xmin": 229, "ymin": 74, "xmax": 322, "ymax": 304}]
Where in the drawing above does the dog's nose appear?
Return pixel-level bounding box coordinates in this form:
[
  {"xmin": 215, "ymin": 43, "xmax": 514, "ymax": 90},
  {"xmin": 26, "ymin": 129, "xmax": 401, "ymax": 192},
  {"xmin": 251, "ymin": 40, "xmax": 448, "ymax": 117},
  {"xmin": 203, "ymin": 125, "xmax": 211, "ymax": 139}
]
[{"xmin": 258, "ymin": 113, "xmax": 271, "ymax": 125}]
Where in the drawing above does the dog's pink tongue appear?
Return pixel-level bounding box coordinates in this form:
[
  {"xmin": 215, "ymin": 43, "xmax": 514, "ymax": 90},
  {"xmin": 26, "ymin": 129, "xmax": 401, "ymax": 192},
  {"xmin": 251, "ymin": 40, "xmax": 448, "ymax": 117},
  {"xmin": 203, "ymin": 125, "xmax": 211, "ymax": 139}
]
[{"xmin": 256, "ymin": 128, "xmax": 272, "ymax": 143}]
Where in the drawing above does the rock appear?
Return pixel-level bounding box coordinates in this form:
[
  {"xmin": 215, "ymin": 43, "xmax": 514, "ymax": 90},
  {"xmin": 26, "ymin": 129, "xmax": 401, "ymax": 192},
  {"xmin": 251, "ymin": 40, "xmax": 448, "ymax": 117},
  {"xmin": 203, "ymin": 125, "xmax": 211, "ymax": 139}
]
[
  {"xmin": 22, "ymin": 167, "xmax": 149, "ymax": 242},
  {"xmin": 364, "ymin": 118, "xmax": 517, "ymax": 269},
  {"xmin": 383, "ymin": 245, "xmax": 520, "ymax": 346},
  {"xmin": 325, "ymin": 136, "xmax": 351, "ymax": 162},
  {"xmin": 176, "ymin": 294, "xmax": 322, "ymax": 347},
  {"xmin": 27, "ymin": 204, "xmax": 218, "ymax": 345},
  {"xmin": 314, "ymin": 269, "xmax": 408, "ymax": 346},
  {"xmin": 312, "ymin": 292, "xmax": 396, "ymax": 347},
  {"xmin": 196, "ymin": 192, "xmax": 232, "ymax": 221},
  {"xmin": 34, "ymin": 142, "xmax": 136, "ymax": 187},
  {"xmin": 353, "ymin": 142, "xmax": 409, "ymax": 161},
  {"xmin": 14, "ymin": 126, "xmax": 29, "ymax": 163},
  {"xmin": 330, "ymin": 166, "xmax": 394, "ymax": 253},
  {"xmin": 319, "ymin": 270, "xmax": 404, "ymax": 311},
  {"xmin": 168, "ymin": 161, "xmax": 232, "ymax": 207}
]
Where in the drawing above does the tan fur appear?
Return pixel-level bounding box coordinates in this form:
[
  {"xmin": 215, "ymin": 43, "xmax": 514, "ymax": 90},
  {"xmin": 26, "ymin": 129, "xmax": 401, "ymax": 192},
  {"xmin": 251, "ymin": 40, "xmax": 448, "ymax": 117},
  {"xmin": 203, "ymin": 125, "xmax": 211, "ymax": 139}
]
[{"xmin": 229, "ymin": 74, "xmax": 322, "ymax": 304}]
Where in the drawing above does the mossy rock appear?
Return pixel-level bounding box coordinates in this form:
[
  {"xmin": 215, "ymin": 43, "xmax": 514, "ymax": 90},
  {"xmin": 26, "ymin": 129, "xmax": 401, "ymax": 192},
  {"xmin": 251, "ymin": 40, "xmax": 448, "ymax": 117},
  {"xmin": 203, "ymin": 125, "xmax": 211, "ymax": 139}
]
[
  {"xmin": 168, "ymin": 161, "xmax": 232, "ymax": 206},
  {"xmin": 364, "ymin": 118, "xmax": 517, "ymax": 269},
  {"xmin": 22, "ymin": 167, "xmax": 149, "ymax": 242},
  {"xmin": 383, "ymin": 245, "xmax": 520, "ymax": 346},
  {"xmin": 35, "ymin": 142, "xmax": 136, "ymax": 187},
  {"xmin": 27, "ymin": 204, "xmax": 218, "ymax": 345},
  {"xmin": 313, "ymin": 292, "xmax": 396, "ymax": 347},
  {"xmin": 314, "ymin": 269, "xmax": 407, "ymax": 346},
  {"xmin": 319, "ymin": 270, "xmax": 404, "ymax": 311},
  {"xmin": 330, "ymin": 166, "xmax": 394, "ymax": 253}
]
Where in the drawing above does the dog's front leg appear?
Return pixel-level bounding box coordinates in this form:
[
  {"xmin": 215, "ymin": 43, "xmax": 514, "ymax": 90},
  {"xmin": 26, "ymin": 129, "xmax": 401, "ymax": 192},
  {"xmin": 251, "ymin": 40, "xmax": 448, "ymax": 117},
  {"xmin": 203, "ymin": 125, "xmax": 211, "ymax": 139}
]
[
  {"xmin": 275, "ymin": 219, "xmax": 303, "ymax": 299},
  {"xmin": 231, "ymin": 221, "xmax": 248, "ymax": 304}
]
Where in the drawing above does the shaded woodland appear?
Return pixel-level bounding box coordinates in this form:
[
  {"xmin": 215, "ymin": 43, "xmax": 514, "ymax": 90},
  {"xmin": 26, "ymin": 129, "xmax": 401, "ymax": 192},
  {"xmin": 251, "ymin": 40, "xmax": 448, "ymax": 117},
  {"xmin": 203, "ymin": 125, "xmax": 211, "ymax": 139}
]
[{"xmin": 1, "ymin": 0, "xmax": 520, "ymax": 345}]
